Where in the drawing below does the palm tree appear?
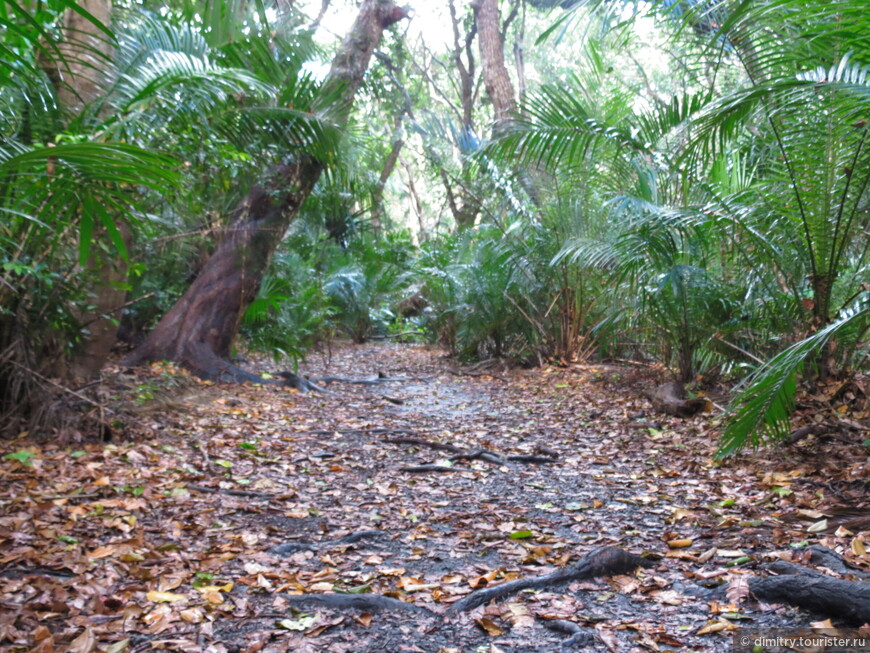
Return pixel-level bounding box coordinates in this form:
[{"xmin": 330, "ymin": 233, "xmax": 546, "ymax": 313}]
[{"xmin": 489, "ymin": 0, "xmax": 870, "ymax": 448}]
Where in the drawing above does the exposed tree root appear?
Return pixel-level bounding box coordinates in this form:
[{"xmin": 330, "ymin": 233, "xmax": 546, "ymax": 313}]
[
  {"xmin": 385, "ymin": 437, "xmax": 463, "ymax": 453},
  {"xmin": 186, "ymin": 484, "xmax": 275, "ymax": 499},
  {"xmin": 314, "ymin": 374, "xmax": 427, "ymax": 386},
  {"xmin": 399, "ymin": 464, "xmax": 471, "ymax": 473},
  {"xmin": 388, "ymin": 437, "xmax": 559, "ymax": 468},
  {"xmin": 648, "ymin": 382, "xmax": 708, "ymax": 417},
  {"xmin": 787, "ymin": 421, "xmax": 862, "ymax": 445},
  {"xmin": 451, "ymin": 449, "xmax": 509, "ymax": 467},
  {"xmin": 283, "ymin": 593, "xmax": 432, "ymax": 614},
  {"xmin": 801, "ymin": 545, "xmax": 870, "ymax": 579},
  {"xmin": 270, "ymin": 530, "xmax": 385, "ymax": 556},
  {"xmin": 748, "ymin": 561, "xmax": 870, "ymax": 624},
  {"xmin": 448, "ymin": 546, "xmax": 653, "ymax": 613},
  {"xmin": 508, "ymin": 454, "xmax": 558, "ymax": 464},
  {"xmin": 539, "ymin": 619, "xmax": 597, "ymax": 648}
]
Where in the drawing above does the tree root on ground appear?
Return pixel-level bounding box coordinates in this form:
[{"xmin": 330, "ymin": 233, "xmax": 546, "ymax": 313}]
[
  {"xmin": 385, "ymin": 436, "xmax": 463, "ymax": 453},
  {"xmin": 270, "ymin": 530, "xmax": 384, "ymax": 556},
  {"xmin": 275, "ymin": 546, "xmax": 650, "ymax": 631},
  {"xmin": 283, "ymin": 593, "xmax": 432, "ymax": 614},
  {"xmin": 448, "ymin": 546, "xmax": 653, "ymax": 613},
  {"xmin": 648, "ymin": 382, "xmax": 708, "ymax": 417},
  {"xmin": 398, "ymin": 464, "xmax": 471, "ymax": 473},
  {"xmin": 745, "ymin": 559, "xmax": 870, "ymax": 624},
  {"xmin": 539, "ymin": 619, "xmax": 597, "ymax": 648},
  {"xmin": 313, "ymin": 374, "xmax": 428, "ymax": 386},
  {"xmin": 703, "ymin": 546, "xmax": 870, "ymax": 624},
  {"xmin": 186, "ymin": 484, "xmax": 276, "ymax": 499},
  {"xmin": 388, "ymin": 437, "xmax": 559, "ymax": 471},
  {"xmin": 451, "ymin": 449, "xmax": 509, "ymax": 467}
]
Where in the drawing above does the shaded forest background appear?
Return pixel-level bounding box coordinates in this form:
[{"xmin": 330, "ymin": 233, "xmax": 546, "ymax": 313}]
[{"xmin": 0, "ymin": 0, "xmax": 868, "ymax": 453}]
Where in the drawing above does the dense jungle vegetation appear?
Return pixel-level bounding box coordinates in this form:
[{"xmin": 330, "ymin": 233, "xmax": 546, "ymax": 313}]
[{"xmin": 1, "ymin": 0, "xmax": 868, "ymax": 453}]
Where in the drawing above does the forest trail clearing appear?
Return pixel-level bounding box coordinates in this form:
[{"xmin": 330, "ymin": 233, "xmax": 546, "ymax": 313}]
[{"xmin": 1, "ymin": 343, "xmax": 868, "ymax": 652}]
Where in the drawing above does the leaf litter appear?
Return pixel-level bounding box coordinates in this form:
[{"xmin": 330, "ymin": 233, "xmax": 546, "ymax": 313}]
[{"xmin": 0, "ymin": 342, "xmax": 868, "ymax": 651}]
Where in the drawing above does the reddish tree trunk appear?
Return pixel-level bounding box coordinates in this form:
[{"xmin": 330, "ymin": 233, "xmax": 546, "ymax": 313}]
[{"xmin": 123, "ymin": 0, "xmax": 408, "ymax": 381}]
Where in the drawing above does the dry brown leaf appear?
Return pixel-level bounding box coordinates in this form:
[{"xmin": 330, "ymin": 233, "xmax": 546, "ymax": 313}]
[
  {"xmin": 475, "ymin": 617, "xmax": 504, "ymax": 637},
  {"xmin": 696, "ymin": 619, "xmax": 738, "ymax": 635},
  {"xmin": 68, "ymin": 627, "xmax": 97, "ymax": 653},
  {"xmin": 146, "ymin": 590, "xmax": 187, "ymax": 603},
  {"xmin": 666, "ymin": 538, "xmax": 693, "ymax": 549},
  {"xmin": 725, "ymin": 576, "xmax": 750, "ymax": 604}
]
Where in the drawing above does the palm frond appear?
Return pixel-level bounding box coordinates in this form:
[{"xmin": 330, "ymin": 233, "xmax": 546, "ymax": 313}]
[{"xmin": 719, "ymin": 295, "xmax": 869, "ymax": 455}]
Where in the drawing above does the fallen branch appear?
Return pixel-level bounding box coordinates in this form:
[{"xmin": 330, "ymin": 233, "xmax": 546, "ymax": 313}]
[{"xmin": 448, "ymin": 546, "xmax": 653, "ymax": 613}]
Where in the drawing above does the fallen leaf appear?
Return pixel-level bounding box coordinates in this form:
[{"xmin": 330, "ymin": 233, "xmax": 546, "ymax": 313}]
[
  {"xmin": 725, "ymin": 577, "xmax": 750, "ymax": 603},
  {"xmin": 68, "ymin": 627, "xmax": 97, "ymax": 653},
  {"xmin": 666, "ymin": 539, "xmax": 693, "ymax": 549},
  {"xmin": 278, "ymin": 615, "xmax": 317, "ymax": 631},
  {"xmin": 146, "ymin": 590, "xmax": 187, "ymax": 603},
  {"xmin": 475, "ymin": 617, "xmax": 504, "ymax": 637}
]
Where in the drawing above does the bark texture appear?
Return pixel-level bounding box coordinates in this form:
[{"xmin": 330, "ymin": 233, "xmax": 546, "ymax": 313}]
[
  {"xmin": 123, "ymin": 0, "xmax": 408, "ymax": 380},
  {"xmin": 473, "ymin": 0, "xmax": 518, "ymax": 133}
]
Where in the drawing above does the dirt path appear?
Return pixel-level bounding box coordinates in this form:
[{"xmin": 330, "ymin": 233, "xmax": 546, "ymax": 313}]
[{"xmin": 1, "ymin": 343, "xmax": 868, "ymax": 651}]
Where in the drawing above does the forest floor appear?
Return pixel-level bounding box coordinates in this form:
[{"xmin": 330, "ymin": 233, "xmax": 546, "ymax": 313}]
[{"xmin": 1, "ymin": 342, "xmax": 869, "ymax": 652}]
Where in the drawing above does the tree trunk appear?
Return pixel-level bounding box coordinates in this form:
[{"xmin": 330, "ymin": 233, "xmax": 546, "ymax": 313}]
[
  {"xmin": 48, "ymin": 0, "xmax": 127, "ymax": 380},
  {"xmin": 473, "ymin": 0, "xmax": 541, "ymax": 206},
  {"xmin": 123, "ymin": 0, "xmax": 408, "ymax": 381},
  {"xmin": 473, "ymin": 0, "xmax": 518, "ymax": 134},
  {"xmin": 371, "ymin": 130, "xmax": 404, "ymax": 233},
  {"xmin": 68, "ymin": 224, "xmax": 132, "ymax": 379},
  {"xmin": 54, "ymin": 0, "xmax": 114, "ymax": 115}
]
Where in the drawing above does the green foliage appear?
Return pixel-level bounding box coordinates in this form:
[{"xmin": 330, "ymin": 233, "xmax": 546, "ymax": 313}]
[
  {"xmin": 719, "ymin": 296, "xmax": 869, "ymax": 455},
  {"xmin": 323, "ymin": 232, "xmax": 415, "ymax": 343},
  {"xmin": 241, "ymin": 250, "xmax": 334, "ymax": 367}
]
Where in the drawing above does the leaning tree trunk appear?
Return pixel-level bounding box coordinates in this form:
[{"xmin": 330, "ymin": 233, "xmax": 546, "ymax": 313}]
[{"xmin": 123, "ymin": 0, "xmax": 408, "ymax": 381}]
